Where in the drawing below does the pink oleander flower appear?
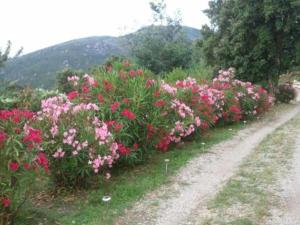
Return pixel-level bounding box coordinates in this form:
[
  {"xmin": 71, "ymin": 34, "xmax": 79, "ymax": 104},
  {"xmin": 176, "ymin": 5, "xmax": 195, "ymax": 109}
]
[
  {"xmin": 91, "ymin": 156, "xmax": 104, "ymax": 173},
  {"xmin": 95, "ymin": 123, "xmax": 112, "ymax": 145},
  {"xmin": 171, "ymin": 99, "xmax": 194, "ymax": 118},
  {"xmin": 105, "ymin": 172, "xmax": 111, "ymax": 180},
  {"xmin": 176, "ymin": 77, "xmax": 197, "ymax": 88},
  {"xmin": 67, "ymin": 75, "xmax": 79, "ymax": 86},
  {"xmin": 83, "ymin": 74, "xmax": 97, "ymax": 86},
  {"xmin": 160, "ymin": 81, "xmax": 177, "ymax": 95},
  {"xmin": 195, "ymin": 116, "xmax": 201, "ymax": 127},
  {"xmin": 53, "ymin": 148, "xmax": 65, "ymax": 158},
  {"xmin": 50, "ymin": 125, "xmax": 58, "ymax": 138}
]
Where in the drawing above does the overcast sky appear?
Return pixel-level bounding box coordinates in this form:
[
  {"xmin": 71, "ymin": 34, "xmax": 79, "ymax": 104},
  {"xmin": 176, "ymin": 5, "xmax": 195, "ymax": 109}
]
[{"xmin": 0, "ymin": 0, "xmax": 210, "ymax": 54}]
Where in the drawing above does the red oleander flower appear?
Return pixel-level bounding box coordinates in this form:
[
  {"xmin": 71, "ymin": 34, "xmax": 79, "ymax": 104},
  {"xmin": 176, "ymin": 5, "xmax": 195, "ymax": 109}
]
[
  {"xmin": 118, "ymin": 70, "xmax": 127, "ymax": 79},
  {"xmin": 82, "ymin": 85, "xmax": 90, "ymax": 93},
  {"xmin": 23, "ymin": 128, "xmax": 43, "ymax": 144},
  {"xmin": 14, "ymin": 128, "xmax": 21, "ymax": 134},
  {"xmin": 146, "ymin": 123, "xmax": 156, "ymax": 139},
  {"xmin": 121, "ymin": 109, "xmax": 136, "ymax": 120},
  {"xmin": 97, "ymin": 94, "xmax": 105, "ymax": 103},
  {"xmin": 133, "ymin": 143, "xmax": 139, "ymax": 150},
  {"xmin": 229, "ymin": 105, "xmax": 241, "ymax": 113},
  {"xmin": 105, "ymin": 120, "xmax": 116, "ymax": 127},
  {"xmin": 23, "ymin": 163, "xmax": 31, "ymax": 170},
  {"xmin": 137, "ymin": 69, "xmax": 143, "ymax": 75},
  {"xmin": 153, "ymin": 100, "xmax": 166, "ymax": 107},
  {"xmin": 22, "ymin": 110, "xmax": 34, "ymax": 119},
  {"xmin": 155, "ymin": 136, "xmax": 171, "ymax": 152},
  {"xmin": 93, "ymin": 80, "xmax": 99, "ymax": 88},
  {"xmin": 67, "ymin": 91, "xmax": 79, "ymax": 101},
  {"xmin": 110, "ymin": 102, "xmax": 120, "ymax": 112},
  {"xmin": 129, "ymin": 70, "xmax": 136, "ymax": 77},
  {"xmin": 153, "ymin": 89, "xmax": 160, "ymax": 97},
  {"xmin": 114, "ymin": 123, "xmax": 123, "ymax": 132},
  {"xmin": 9, "ymin": 162, "xmax": 19, "ymax": 171},
  {"xmin": 146, "ymin": 79, "xmax": 155, "ymax": 88},
  {"xmin": 0, "ymin": 110, "xmax": 12, "ymax": 120},
  {"xmin": 118, "ymin": 144, "xmax": 131, "ymax": 155},
  {"xmin": 35, "ymin": 152, "xmax": 49, "ymax": 172},
  {"xmin": 0, "ymin": 131, "xmax": 7, "ymax": 144},
  {"xmin": 12, "ymin": 116, "xmax": 21, "ymax": 124},
  {"xmin": 2, "ymin": 198, "xmax": 11, "ymax": 208},
  {"xmin": 122, "ymin": 98, "xmax": 129, "ymax": 105},
  {"xmin": 103, "ymin": 80, "xmax": 113, "ymax": 92},
  {"xmin": 123, "ymin": 60, "xmax": 130, "ymax": 67}
]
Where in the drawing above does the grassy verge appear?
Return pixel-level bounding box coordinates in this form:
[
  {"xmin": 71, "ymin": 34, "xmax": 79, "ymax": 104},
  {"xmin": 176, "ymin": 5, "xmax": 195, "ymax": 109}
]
[
  {"xmin": 15, "ymin": 123, "xmax": 244, "ymax": 225},
  {"xmin": 202, "ymin": 111, "xmax": 300, "ymax": 225}
]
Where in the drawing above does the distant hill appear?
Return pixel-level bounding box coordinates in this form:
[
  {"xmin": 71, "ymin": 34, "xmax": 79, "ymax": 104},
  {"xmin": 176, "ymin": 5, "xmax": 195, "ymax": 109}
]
[{"xmin": 0, "ymin": 26, "xmax": 201, "ymax": 89}]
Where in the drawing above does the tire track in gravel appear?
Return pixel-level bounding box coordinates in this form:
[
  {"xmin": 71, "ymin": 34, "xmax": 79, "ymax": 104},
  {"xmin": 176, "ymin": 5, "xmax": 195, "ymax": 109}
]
[
  {"xmin": 267, "ymin": 126, "xmax": 300, "ymax": 225},
  {"xmin": 115, "ymin": 104, "xmax": 300, "ymax": 225}
]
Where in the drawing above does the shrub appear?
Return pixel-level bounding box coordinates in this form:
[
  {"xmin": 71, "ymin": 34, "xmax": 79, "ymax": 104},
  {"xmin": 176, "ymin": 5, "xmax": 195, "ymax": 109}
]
[
  {"xmin": 32, "ymin": 59, "xmax": 273, "ymax": 189},
  {"xmin": 36, "ymin": 61, "xmax": 176, "ymax": 187},
  {"xmin": 275, "ymin": 83, "xmax": 297, "ymax": 103},
  {"xmin": 212, "ymin": 68, "xmax": 273, "ymax": 120},
  {"xmin": 163, "ymin": 68, "xmax": 188, "ymax": 84},
  {"xmin": 0, "ymin": 109, "xmax": 46, "ymax": 223},
  {"xmin": 56, "ymin": 68, "xmax": 84, "ymax": 93}
]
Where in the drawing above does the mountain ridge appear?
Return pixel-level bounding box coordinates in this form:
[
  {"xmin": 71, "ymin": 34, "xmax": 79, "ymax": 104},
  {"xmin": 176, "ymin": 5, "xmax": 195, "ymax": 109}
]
[{"xmin": 0, "ymin": 26, "xmax": 201, "ymax": 89}]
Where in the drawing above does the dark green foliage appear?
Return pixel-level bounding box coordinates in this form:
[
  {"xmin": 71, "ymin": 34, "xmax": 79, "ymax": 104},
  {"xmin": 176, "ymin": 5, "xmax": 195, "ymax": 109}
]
[
  {"xmin": 200, "ymin": 0, "xmax": 300, "ymax": 85},
  {"xmin": 275, "ymin": 83, "xmax": 297, "ymax": 103},
  {"xmin": 132, "ymin": 26, "xmax": 193, "ymax": 74},
  {"xmin": 56, "ymin": 68, "xmax": 84, "ymax": 93},
  {"xmin": 132, "ymin": 1, "xmax": 193, "ymax": 74}
]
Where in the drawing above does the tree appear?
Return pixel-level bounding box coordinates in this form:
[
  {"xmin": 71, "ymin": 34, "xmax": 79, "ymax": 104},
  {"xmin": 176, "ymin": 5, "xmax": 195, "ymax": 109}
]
[
  {"xmin": 200, "ymin": 0, "xmax": 300, "ymax": 86},
  {"xmin": 56, "ymin": 68, "xmax": 84, "ymax": 93},
  {"xmin": 132, "ymin": 0, "xmax": 192, "ymax": 74},
  {"xmin": 0, "ymin": 41, "xmax": 22, "ymax": 68}
]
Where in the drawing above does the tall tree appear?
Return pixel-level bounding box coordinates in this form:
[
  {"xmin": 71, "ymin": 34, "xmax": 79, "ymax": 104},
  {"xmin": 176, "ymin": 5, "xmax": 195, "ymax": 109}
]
[
  {"xmin": 132, "ymin": 0, "xmax": 192, "ymax": 74},
  {"xmin": 0, "ymin": 41, "xmax": 22, "ymax": 68},
  {"xmin": 200, "ymin": 0, "xmax": 300, "ymax": 86}
]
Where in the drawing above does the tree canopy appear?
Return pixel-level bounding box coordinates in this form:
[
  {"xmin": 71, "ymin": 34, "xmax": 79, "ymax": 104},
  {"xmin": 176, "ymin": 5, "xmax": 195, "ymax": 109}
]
[
  {"xmin": 200, "ymin": 0, "xmax": 300, "ymax": 85},
  {"xmin": 132, "ymin": 0, "xmax": 192, "ymax": 74}
]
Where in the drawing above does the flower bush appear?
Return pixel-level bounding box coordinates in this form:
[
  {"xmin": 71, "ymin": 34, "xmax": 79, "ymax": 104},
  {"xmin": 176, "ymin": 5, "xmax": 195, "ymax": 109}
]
[
  {"xmin": 30, "ymin": 59, "xmax": 274, "ymax": 188},
  {"xmin": 0, "ymin": 109, "xmax": 46, "ymax": 223},
  {"xmin": 275, "ymin": 83, "xmax": 297, "ymax": 103}
]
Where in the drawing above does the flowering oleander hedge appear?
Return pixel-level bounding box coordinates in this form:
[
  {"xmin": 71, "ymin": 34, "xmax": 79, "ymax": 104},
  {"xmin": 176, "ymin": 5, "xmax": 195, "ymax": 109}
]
[
  {"xmin": 0, "ymin": 109, "xmax": 47, "ymax": 222},
  {"xmin": 32, "ymin": 60, "xmax": 273, "ymax": 188},
  {"xmin": 0, "ymin": 60, "xmax": 274, "ymax": 219}
]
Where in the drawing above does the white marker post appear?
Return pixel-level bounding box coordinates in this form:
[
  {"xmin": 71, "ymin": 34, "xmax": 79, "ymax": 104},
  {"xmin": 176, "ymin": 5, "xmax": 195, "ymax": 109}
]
[{"xmin": 165, "ymin": 159, "xmax": 170, "ymax": 174}]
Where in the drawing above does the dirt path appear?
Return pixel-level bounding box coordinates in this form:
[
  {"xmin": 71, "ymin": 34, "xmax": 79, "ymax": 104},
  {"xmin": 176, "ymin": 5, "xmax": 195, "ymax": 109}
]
[
  {"xmin": 115, "ymin": 104, "xmax": 300, "ymax": 225},
  {"xmin": 267, "ymin": 130, "xmax": 300, "ymax": 225}
]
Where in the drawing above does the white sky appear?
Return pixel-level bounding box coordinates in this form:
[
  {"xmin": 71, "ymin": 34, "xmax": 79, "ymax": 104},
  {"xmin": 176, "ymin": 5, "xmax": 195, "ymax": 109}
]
[{"xmin": 0, "ymin": 0, "xmax": 209, "ymax": 54}]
